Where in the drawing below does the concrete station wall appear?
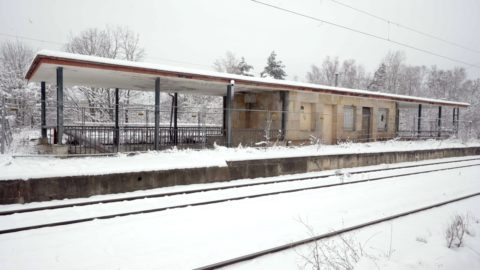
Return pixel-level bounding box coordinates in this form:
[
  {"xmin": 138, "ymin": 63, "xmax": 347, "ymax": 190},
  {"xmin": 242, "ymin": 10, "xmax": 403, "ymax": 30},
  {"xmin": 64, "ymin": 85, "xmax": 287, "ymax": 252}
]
[
  {"xmin": 1, "ymin": 146, "xmax": 479, "ymax": 204},
  {"xmin": 232, "ymin": 90, "xmax": 397, "ymax": 145}
]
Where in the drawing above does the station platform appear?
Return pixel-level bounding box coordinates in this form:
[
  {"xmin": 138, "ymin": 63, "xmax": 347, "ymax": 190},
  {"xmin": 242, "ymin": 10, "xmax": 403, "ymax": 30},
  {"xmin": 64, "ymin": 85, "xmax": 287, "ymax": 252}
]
[{"xmin": 1, "ymin": 141, "xmax": 480, "ymax": 204}]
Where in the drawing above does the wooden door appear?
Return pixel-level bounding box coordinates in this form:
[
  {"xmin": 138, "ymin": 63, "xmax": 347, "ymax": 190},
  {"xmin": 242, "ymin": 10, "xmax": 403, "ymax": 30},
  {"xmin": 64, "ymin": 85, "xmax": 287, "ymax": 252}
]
[
  {"xmin": 323, "ymin": 105, "xmax": 333, "ymax": 144},
  {"xmin": 300, "ymin": 103, "xmax": 312, "ymax": 131},
  {"xmin": 361, "ymin": 107, "xmax": 371, "ymax": 141}
]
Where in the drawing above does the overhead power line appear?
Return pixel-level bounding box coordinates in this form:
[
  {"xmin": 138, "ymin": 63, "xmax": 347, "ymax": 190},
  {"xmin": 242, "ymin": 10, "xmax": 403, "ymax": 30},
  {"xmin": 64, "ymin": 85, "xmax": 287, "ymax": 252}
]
[
  {"xmin": 0, "ymin": 32, "xmax": 64, "ymax": 45},
  {"xmin": 249, "ymin": 0, "xmax": 480, "ymax": 69},
  {"xmin": 329, "ymin": 0, "xmax": 480, "ymax": 55},
  {"xmin": 0, "ymin": 32, "xmax": 212, "ymax": 69}
]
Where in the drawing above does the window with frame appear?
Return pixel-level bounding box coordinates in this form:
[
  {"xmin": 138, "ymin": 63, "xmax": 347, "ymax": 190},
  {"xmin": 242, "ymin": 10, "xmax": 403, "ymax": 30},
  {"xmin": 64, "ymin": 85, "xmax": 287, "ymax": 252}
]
[
  {"xmin": 343, "ymin": 106, "xmax": 355, "ymax": 131},
  {"xmin": 377, "ymin": 108, "xmax": 388, "ymax": 131}
]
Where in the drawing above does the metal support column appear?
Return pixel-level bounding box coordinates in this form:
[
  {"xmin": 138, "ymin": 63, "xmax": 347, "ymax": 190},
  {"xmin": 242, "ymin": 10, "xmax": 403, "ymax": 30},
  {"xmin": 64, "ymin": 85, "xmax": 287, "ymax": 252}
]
[
  {"xmin": 452, "ymin": 107, "xmax": 457, "ymax": 135},
  {"xmin": 173, "ymin": 92, "xmax": 178, "ymax": 145},
  {"xmin": 226, "ymin": 82, "xmax": 234, "ymax": 147},
  {"xmin": 394, "ymin": 102, "xmax": 399, "ymax": 136},
  {"xmin": 41, "ymin": 81, "xmax": 47, "ymax": 140},
  {"xmin": 154, "ymin": 78, "xmax": 160, "ymax": 150},
  {"xmin": 437, "ymin": 106, "xmax": 442, "ymax": 138},
  {"xmin": 280, "ymin": 91, "xmax": 288, "ymax": 141},
  {"xmin": 114, "ymin": 88, "xmax": 120, "ymax": 150},
  {"xmin": 56, "ymin": 67, "xmax": 64, "ymax": 144},
  {"xmin": 417, "ymin": 104, "xmax": 422, "ymax": 137},
  {"xmin": 456, "ymin": 108, "xmax": 460, "ymax": 135},
  {"xmin": 222, "ymin": 96, "xmax": 227, "ymax": 135}
]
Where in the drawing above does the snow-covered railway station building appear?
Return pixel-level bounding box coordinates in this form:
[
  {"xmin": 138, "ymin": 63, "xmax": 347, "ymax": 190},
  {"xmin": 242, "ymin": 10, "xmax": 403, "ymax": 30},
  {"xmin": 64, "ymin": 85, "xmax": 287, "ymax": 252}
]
[{"xmin": 25, "ymin": 50, "xmax": 469, "ymax": 154}]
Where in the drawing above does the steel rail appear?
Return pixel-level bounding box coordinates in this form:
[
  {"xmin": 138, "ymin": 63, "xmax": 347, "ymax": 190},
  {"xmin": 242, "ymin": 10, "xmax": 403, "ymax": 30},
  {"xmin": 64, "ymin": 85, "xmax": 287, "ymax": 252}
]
[
  {"xmin": 193, "ymin": 192, "xmax": 480, "ymax": 270},
  {"xmin": 0, "ymin": 163, "xmax": 479, "ymax": 235},
  {"xmin": 1, "ymin": 156, "xmax": 480, "ymax": 216},
  {"xmin": 0, "ymin": 158, "xmax": 480, "ymax": 216}
]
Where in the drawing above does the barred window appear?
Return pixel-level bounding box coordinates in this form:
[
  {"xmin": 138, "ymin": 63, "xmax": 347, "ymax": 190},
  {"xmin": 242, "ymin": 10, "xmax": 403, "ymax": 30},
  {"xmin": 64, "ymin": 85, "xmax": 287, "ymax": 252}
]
[
  {"xmin": 377, "ymin": 108, "xmax": 388, "ymax": 131},
  {"xmin": 343, "ymin": 106, "xmax": 355, "ymax": 131}
]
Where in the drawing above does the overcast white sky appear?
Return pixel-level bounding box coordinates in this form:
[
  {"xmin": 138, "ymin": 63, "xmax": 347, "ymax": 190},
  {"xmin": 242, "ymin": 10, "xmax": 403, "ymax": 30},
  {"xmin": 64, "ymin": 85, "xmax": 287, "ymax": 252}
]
[{"xmin": 1, "ymin": 0, "xmax": 480, "ymax": 80}]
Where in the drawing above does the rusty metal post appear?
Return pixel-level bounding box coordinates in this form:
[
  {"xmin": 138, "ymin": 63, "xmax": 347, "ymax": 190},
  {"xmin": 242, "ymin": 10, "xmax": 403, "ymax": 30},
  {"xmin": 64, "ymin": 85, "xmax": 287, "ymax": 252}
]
[
  {"xmin": 417, "ymin": 104, "xmax": 422, "ymax": 137},
  {"xmin": 41, "ymin": 81, "xmax": 47, "ymax": 139},
  {"xmin": 114, "ymin": 88, "xmax": 120, "ymax": 150},
  {"xmin": 56, "ymin": 67, "xmax": 64, "ymax": 144},
  {"xmin": 154, "ymin": 78, "xmax": 160, "ymax": 150},
  {"xmin": 226, "ymin": 82, "xmax": 234, "ymax": 147},
  {"xmin": 437, "ymin": 106, "xmax": 442, "ymax": 138},
  {"xmin": 173, "ymin": 92, "xmax": 178, "ymax": 145},
  {"xmin": 280, "ymin": 91, "xmax": 288, "ymax": 141}
]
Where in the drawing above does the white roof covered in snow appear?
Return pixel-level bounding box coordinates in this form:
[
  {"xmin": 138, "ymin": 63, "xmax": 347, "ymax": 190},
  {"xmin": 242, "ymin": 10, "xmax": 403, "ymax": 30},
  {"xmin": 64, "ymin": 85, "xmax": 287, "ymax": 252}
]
[{"xmin": 26, "ymin": 50, "xmax": 469, "ymax": 107}]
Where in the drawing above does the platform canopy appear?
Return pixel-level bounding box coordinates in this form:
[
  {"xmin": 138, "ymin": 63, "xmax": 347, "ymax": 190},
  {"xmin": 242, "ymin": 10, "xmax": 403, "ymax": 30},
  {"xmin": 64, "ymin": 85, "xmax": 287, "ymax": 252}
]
[{"xmin": 26, "ymin": 50, "xmax": 469, "ymax": 107}]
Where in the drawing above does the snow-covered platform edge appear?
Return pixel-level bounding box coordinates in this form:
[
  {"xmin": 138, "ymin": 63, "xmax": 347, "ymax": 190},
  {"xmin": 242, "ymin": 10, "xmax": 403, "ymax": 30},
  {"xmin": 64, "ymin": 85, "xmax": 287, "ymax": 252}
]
[{"xmin": 1, "ymin": 140, "xmax": 480, "ymax": 204}]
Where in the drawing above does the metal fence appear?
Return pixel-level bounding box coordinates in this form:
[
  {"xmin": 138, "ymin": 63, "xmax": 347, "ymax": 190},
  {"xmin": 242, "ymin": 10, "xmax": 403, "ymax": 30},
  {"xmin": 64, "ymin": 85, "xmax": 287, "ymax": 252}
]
[
  {"xmin": 2, "ymin": 96, "xmax": 477, "ymax": 154},
  {"xmin": 49, "ymin": 107, "xmax": 473, "ymax": 154}
]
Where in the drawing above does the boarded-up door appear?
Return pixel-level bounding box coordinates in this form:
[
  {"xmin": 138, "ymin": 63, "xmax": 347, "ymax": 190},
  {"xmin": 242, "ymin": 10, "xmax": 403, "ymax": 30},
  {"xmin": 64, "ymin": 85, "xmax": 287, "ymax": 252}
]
[
  {"xmin": 300, "ymin": 103, "xmax": 312, "ymax": 131},
  {"xmin": 323, "ymin": 105, "xmax": 334, "ymax": 144},
  {"xmin": 361, "ymin": 107, "xmax": 371, "ymax": 140}
]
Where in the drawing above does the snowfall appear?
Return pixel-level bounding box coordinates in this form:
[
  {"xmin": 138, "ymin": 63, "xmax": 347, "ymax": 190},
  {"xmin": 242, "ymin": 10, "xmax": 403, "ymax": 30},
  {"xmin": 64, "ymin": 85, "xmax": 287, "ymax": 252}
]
[{"xmin": 0, "ymin": 154, "xmax": 479, "ymax": 270}]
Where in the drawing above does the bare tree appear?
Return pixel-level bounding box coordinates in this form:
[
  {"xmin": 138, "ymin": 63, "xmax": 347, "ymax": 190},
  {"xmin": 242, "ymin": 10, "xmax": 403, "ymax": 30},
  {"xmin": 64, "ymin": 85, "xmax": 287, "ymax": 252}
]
[
  {"xmin": 306, "ymin": 56, "xmax": 338, "ymax": 86},
  {"xmin": 64, "ymin": 26, "xmax": 145, "ymax": 123},
  {"xmin": 321, "ymin": 56, "xmax": 340, "ymax": 86},
  {"xmin": 0, "ymin": 40, "xmax": 34, "ymax": 96},
  {"xmin": 308, "ymin": 57, "xmax": 368, "ymax": 89},
  {"xmin": 397, "ymin": 65, "xmax": 426, "ymax": 96},
  {"xmin": 0, "ymin": 40, "xmax": 39, "ymax": 126},
  {"xmin": 214, "ymin": 51, "xmax": 253, "ymax": 76},
  {"xmin": 213, "ymin": 51, "xmax": 239, "ymax": 74},
  {"xmin": 116, "ymin": 26, "xmax": 145, "ymax": 123},
  {"xmin": 383, "ymin": 51, "xmax": 406, "ymax": 94},
  {"xmin": 306, "ymin": 64, "xmax": 323, "ymax": 84}
]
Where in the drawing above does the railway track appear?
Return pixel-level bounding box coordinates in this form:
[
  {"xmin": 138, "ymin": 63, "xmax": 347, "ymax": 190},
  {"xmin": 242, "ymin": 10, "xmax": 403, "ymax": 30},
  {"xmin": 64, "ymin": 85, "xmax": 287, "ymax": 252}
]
[
  {"xmin": 0, "ymin": 158, "xmax": 479, "ymax": 235},
  {"xmin": 193, "ymin": 192, "xmax": 480, "ymax": 270},
  {"xmin": 2, "ymin": 156, "xmax": 480, "ymax": 216}
]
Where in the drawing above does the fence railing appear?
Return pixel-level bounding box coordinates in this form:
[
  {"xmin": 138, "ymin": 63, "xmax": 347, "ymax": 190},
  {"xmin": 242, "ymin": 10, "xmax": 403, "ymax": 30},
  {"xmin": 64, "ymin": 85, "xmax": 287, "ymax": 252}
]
[
  {"xmin": 3, "ymin": 97, "xmax": 476, "ymax": 154},
  {"xmin": 62, "ymin": 125, "xmax": 225, "ymax": 154}
]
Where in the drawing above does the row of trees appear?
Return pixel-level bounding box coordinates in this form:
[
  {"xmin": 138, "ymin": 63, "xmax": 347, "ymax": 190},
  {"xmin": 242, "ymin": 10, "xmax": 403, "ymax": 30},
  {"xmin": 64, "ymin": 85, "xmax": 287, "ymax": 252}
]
[
  {"xmin": 214, "ymin": 49, "xmax": 479, "ymax": 135},
  {"xmin": 0, "ymin": 26, "xmax": 147, "ymax": 125},
  {"xmin": 213, "ymin": 51, "xmax": 287, "ymax": 80},
  {"xmin": 1, "ymin": 26, "xmax": 479, "ymax": 135}
]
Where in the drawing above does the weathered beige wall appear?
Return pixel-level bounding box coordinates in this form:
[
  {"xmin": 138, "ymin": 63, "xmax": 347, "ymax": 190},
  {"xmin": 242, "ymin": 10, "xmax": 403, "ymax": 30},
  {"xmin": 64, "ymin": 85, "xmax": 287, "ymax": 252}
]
[
  {"xmin": 232, "ymin": 90, "xmax": 397, "ymax": 145},
  {"xmin": 231, "ymin": 92, "xmax": 284, "ymax": 145},
  {"xmin": 286, "ymin": 91, "xmax": 397, "ymax": 144},
  {"xmin": 232, "ymin": 92, "xmax": 283, "ymax": 130}
]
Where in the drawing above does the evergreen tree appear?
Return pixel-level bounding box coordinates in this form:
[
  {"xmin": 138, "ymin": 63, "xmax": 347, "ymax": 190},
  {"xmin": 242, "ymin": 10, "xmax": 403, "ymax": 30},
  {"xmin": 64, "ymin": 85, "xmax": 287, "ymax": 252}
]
[
  {"xmin": 261, "ymin": 51, "xmax": 287, "ymax": 80},
  {"xmin": 368, "ymin": 63, "xmax": 387, "ymax": 91},
  {"xmin": 238, "ymin": 57, "xmax": 254, "ymax": 76}
]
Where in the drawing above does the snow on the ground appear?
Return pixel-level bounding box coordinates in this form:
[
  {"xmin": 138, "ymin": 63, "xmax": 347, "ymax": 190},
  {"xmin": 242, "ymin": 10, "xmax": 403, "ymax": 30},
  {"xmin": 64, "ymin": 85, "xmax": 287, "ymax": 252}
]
[
  {"xmin": 1, "ymin": 138, "xmax": 480, "ymax": 180},
  {"xmin": 0, "ymin": 157, "xmax": 479, "ymax": 231},
  {"xmin": 229, "ymin": 197, "xmax": 480, "ymax": 270},
  {"xmin": 5, "ymin": 128, "xmax": 39, "ymax": 155},
  {"xmin": 0, "ymin": 161, "xmax": 478, "ymax": 270},
  {"xmin": 0, "ymin": 155, "xmax": 477, "ymax": 212}
]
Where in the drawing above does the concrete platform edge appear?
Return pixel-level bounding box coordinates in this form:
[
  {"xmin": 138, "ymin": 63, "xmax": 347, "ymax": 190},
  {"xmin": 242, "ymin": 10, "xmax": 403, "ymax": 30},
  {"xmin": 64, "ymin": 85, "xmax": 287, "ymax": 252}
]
[{"xmin": 1, "ymin": 147, "xmax": 479, "ymax": 204}]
